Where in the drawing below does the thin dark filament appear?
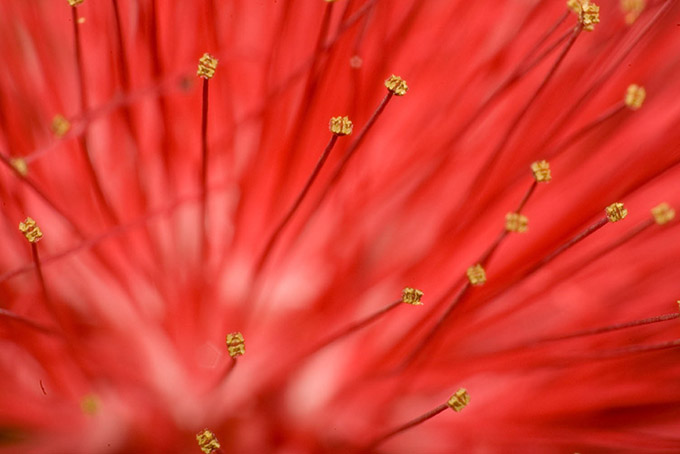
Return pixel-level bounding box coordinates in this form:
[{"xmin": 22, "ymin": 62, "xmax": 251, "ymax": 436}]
[
  {"xmin": 468, "ymin": 25, "xmax": 582, "ymax": 199},
  {"xmin": 547, "ymin": 313, "xmax": 680, "ymax": 342},
  {"xmin": 200, "ymin": 78, "xmax": 210, "ymax": 264},
  {"xmin": 365, "ymin": 403, "xmax": 449, "ymax": 451},
  {"xmin": 72, "ymin": 7, "xmax": 119, "ymax": 225},
  {"xmin": 272, "ymin": 1, "xmax": 335, "ymax": 195},
  {"xmin": 524, "ymin": 216, "xmax": 608, "ymax": 278},
  {"xmin": 307, "ymin": 299, "xmax": 402, "ymax": 357},
  {"xmin": 253, "ymin": 134, "xmax": 339, "ymax": 277},
  {"xmin": 545, "ymin": 103, "xmax": 626, "ymax": 160},
  {"xmin": 0, "ymin": 308, "xmax": 55, "ymax": 336},
  {"xmin": 292, "ymin": 92, "xmax": 393, "ymax": 243}
]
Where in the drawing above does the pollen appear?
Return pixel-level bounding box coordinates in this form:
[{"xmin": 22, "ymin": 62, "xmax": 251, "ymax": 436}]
[
  {"xmin": 466, "ymin": 264, "xmax": 486, "ymax": 286},
  {"xmin": 402, "ymin": 287, "xmax": 424, "ymax": 305},
  {"xmin": 605, "ymin": 202, "xmax": 628, "ymax": 222},
  {"xmin": 624, "ymin": 84, "xmax": 646, "ymax": 110},
  {"xmin": 621, "ymin": 0, "xmax": 645, "ymax": 24},
  {"xmin": 196, "ymin": 429, "xmax": 221, "ymax": 454},
  {"xmin": 51, "ymin": 115, "xmax": 71, "ymax": 137},
  {"xmin": 19, "ymin": 217, "xmax": 43, "ymax": 243},
  {"xmin": 530, "ymin": 160, "xmax": 552, "ymax": 183},
  {"xmin": 226, "ymin": 332, "xmax": 245, "ymax": 358},
  {"xmin": 651, "ymin": 202, "xmax": 675, "ymax": 225},
  {"xmin": 329, "ymin": 116, "xmax": 353, "ymax": 136},
  {"xmin": 447, "ymin": 388, "xmax": 470, "ymax": 412},
  {"xmin": 505, "ymin": 212, "xmax": 529, "ymax": 233},
  {"xmin": 67, "ymin": 0, "xmax": 84, "ymax": 6},
  {"xmin": 568, "ymin": 0, "xmax": 600, "ymax": 31},
  {"xmin": 10, "ymin": 158, "xmax": 28, "ymax": 177},
  {"xmin": 197, "ymin": 53, "xmax": 218, "ymax": 79},
  {"xmin": 385, "ymin": 75, "xmax": 408, "ymax": 96}
]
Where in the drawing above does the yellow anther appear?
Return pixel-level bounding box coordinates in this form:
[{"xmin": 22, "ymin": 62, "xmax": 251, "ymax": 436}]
[
  {"xmin": 651, "ymin": 202, "xmax": 675, "ymax": 225},
  {"xmin": 568, "ymin": 0, "xmax": 600, "ymax": 31},
  {"xmin": 530, "ymin": 160, "xmax": 552, "ymax": 183},
  {"xmin": 466, "ymin": 264, "xmax": 486, "ymax": 286},
  {"xmin": 225, "ymin": 332, "xmax": 245, "ymax": 358},
  {"xmin": 605, "ymin": 202, "xmax": 628, "ymax": 222},
  {"xmin": 621, "ymin": 0, "xmax": 645, "ymax": 24},
  {"xmin": 196, "ymin": 429, "xmax": 221, "ymax": 454},
  {"xmin": 624, "ymin": 84, "xmax": 646, "ymax": 110},
  {"xmin": 329, "ymin": 116, "xmax": 353, "ymax": 136},
  {"xmin": 677, "ymin": 301, "xmax": 680, "ymax": 313},
  {"xmin": 67, "ymin": 0, "xmax": 84, "ymax": 6},
  {"xmin": 447, "ymin": 388, "xmax": 470, "ymax": 412},
  {"xmin": 402, "ymin": 287, "xmax": 424, "ymax": 306},
  {"xmin": 10, "ymin": 158, "xmax": 28, "ymax": 177},
  {"xmin": 197, "ymin": 53, "xmax": 218, "ymax": 79},
  {"xmin": 384, "ymin": 75, "xmax": 408, "ymax": 96},
  {"xmin": 505, "ymin": 212, "xmax": 529, "ymax": 233},
  {"xmin": 19, "ymin": 217, "xmax": 43, "ymax": 243},
  {"xmin": 51, "ymin": 115, "xmax": 71, "ymax": 138},
  {"xmin": 80, "ymin": 394, "xmax": 99, "ymax": 415},
  {"xmin": 324, "ymin": 0, "xmax": 339, "ymax": 2}
]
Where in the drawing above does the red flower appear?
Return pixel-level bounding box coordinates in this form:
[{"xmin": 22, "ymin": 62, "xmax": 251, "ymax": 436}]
[{"xmin": 1, "ymin": 0, "xmax": 680, "ymax": 452}]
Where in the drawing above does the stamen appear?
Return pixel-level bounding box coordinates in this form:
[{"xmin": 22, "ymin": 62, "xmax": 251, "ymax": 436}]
[
  {"xmin": 568, "ymin": 0, "xmax": 600, "ymax": 31},
  {"xmin": 624, "ymin": 84, "xmax": 646, "ymax": 110},
  {"xmin": 253, "ymin": 118, "xmax": 349, "ymax": 275},
  {"xmin": 10, "ymin": 158, "xmax": 28, "ymax": 177},
  {"xmin": 225, "ymin": 332, "xmax": 245, "ymax": 358},
  {"xmin": 19, "ymin": 217, "xmax": 43, "ymax": 243},
  {"xmin": 196, "ymin": 429, "xmax": 221, "ymax": 454},
  {"xmin": 605, "ymin": 202, "xmax": 628, "ymax": 223},
  {"xmin": 546, "ymin": 312, "xmax": 679, "ymax": 341},
  {"xmin": 67, "ymin": 0, "xmax": 84, "ymax": 6},
  {"xmin": 505, "ymin": 212, "xmax": 529, "ymax": 233},
  {"xmin": 530, "ymin": 160, "xmax": 552, "ymax": 182},
  {"xmin": 196, "ymin": 53, "xmax": 218, "ymax": 266},
  {"xmin": 466, "ymin": 264, "xmax": 487, "ymax": 286},
  {"xmin": 70, "ymin": 5, "xmax": 119, "ymax": 224},
  {"xmin": 51, "ymin": 114, "xmax": 71, "ymax": 137},
  {"xmin": 366, "ymin": 390, "xmax": 466, "ymax": 450},
  {"xmin": 384, "ymin": 75, "xmax": 409, "ymax": 96},
  {"xmin": 329, "ymin": 116, "xmax": 354, "ymax": 136},
  {"xmin": 402, "ymin": 287, "xmax": 424, "ymax": 306},
  {"xmin": 197, "ymin": 53, "xmax": 218, "ymax": 79},
  {"xmin": 621, "ymin": 0, "xmax": 645, "ymax": 24},
  {"xmin": 447, "ymin": 388, "xmax": 471, "ymax": 412},
  {"xmin": 651, "ymin": 202, "xmax": 675, "ymax": 225}
]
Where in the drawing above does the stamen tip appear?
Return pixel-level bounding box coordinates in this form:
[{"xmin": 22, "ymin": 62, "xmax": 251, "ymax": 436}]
[
  {"xmin": 329, "ymin": 116, "xmax": 353, "ymax": 136},
  {"xmin": 505, "ymin": 212, "xmax": 529, "ymax": 233},
  {"xmin": 19, "ymin": 217, "xmax": 43, "ymax": 243},
  {"xmin": 447, "ymin": 388, "xmax": 470, "ymax": 412},
  {"xmin": 225, "ymin": 332, "xmax": 245, "ymax": 358},
  {"xmin": 197, "ymin": 53, "xmax": 218, "ymax": 79},
  {"xmin": 196, "ymin": 429, "xmax": 221, "ymax": 454},
  {"xmin": 651, "ymin": 202, "xmax": 675, "ymax": 225},
  {"xmin": 530, "ymin": 160, "xmax": 551, "ymax": 183},
  {"xmin": 605, "ymin": 202, "xmax": 628, "ymax": 222},
  {"xmin": 466, "ymin": 264, "xmax": 487, "ymax": 286},
  {"xmin": 67, "ymin": 0, "xmax": 84, "ymax": 6},
  {"xmin": 51, "ymin": 115, "xmax": 71, "ymax": 137},
  {"xmin": 568, "ymin": 0, "xmax": 600, "ymax": 31},
  {"xmin": 402, "ymin": 287, "xmax": 424, "ymax": 305},
  {"xmin": 385, "ymin": 75, "xmax": 408, "ymax": 96},
  {"xmin": 625, "ymin": 84, "xmax": 646, "ymax": 110},
  {"xmin": 10, "ymin": 158, "xmax": 28, "ymax": 177}
]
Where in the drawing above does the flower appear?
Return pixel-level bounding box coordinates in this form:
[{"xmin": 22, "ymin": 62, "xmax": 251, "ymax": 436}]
[{"xmin": 1, "ymin": 0, "xmax": 680, "ymax": 452}]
